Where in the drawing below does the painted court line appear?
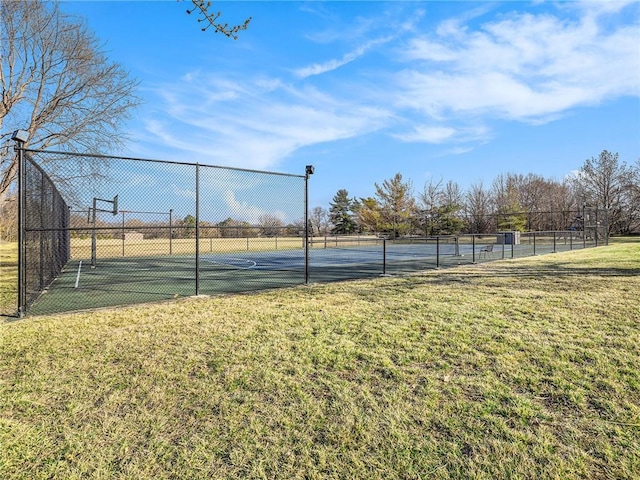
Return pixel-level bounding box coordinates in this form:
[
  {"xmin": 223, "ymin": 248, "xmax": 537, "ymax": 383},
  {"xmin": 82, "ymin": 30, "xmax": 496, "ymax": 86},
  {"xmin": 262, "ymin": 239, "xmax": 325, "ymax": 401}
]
[{"xmin": 74, "ymin": 261, "xmax": 82, "ymax": 288}]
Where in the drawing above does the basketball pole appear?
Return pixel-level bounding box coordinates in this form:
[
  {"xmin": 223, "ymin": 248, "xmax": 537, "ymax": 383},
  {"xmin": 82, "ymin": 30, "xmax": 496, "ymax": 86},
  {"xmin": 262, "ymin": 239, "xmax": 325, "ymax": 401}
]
[{"xmin": 89, "ymin": 195, "xmax": 119, "ymax": 268}]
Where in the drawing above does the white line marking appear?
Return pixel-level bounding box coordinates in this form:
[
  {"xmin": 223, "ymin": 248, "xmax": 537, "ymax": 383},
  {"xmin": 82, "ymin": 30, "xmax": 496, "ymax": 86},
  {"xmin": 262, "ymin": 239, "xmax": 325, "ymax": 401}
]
[
  {"xmin": 74, "ymin": 261, "xmax": 82, "ymax": 288},
  {"xmin": 202, "ymin": 257, "xmax": 257, "ymax": 270}
]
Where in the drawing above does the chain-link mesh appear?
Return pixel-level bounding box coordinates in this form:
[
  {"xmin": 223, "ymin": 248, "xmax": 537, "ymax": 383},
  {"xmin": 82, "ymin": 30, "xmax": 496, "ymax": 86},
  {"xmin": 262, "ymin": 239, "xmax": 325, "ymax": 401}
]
[
  {"xmin": 20, "ymin": 149, "xmax": 306, "ymax": 316},
  {"xmin": 23, "ymin": 154, "xmax": 71, "ymax": 311},
  {"xmin": 305, "ymin": 229, "xmax": 597, "ymax": 282}
]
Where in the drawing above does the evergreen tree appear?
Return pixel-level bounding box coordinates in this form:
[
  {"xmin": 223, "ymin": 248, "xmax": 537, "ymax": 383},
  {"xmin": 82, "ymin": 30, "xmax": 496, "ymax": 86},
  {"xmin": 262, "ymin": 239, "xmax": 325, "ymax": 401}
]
[
  {"xmin": 356, "ymin": 198, "xmax": 382, "ymax": 234},
  {"xmin": 374, "ymin": 173, "xmax": 415, "ymax": 238},
  {"xmin": 329, "ymin": 189, "xmax": 358, "ymax": 234}
]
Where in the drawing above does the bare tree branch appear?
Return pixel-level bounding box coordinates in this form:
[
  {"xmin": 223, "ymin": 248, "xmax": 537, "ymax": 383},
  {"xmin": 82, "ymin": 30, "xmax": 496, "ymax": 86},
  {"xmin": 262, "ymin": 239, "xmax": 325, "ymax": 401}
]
[
  {"xmin": 0, "ymin": 0, "xmax": 141, "ymax": 201},
  {"xmin": 182, "ymin": 0, "xmax": 251, "ymax": 39}
]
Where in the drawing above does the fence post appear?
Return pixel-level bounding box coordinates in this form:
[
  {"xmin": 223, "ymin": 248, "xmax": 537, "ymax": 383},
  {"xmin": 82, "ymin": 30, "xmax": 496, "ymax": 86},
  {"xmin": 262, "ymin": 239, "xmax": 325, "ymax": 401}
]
[
  {"xmin": 39, "ymin": 173, "xmax": 45, "ymax": 290},
  {"xmin": 15, "ymin": 136, "xmax": 26, "ymax": 317},
  {"xmin": 383, "ymin": 238, "xmax": 386, "ymax": 275},
  {"xmin": 553, "ymin": 231, "xmax": 557, "ymax": 253},
  {"xmin": 304, "ymin": 165, "xmax": 314, "ymax": 284},
  {"xmin": 583, "ymin": 203, "xmax": 587, "ymax": 249},
  {"xmin": 472, "ymin": 235, "xmax": 476, "ymax": 263},
  {"xmin": 436, "ymin": 236, "xmax": 440, "ymax": 268},
  {"xmin": 169, "ymin": 209, "xmax": 173, "ymax": 255},
  {"xmin": 533, "ymin": 232, "xmax": 536, "ymax": 256},
  {"xmin": 122, "ymin": 211, "xmax": 126, "ymax": 256},
  {"xmin": 91, "ymin": 197, "xmax": 97, "ymax": 268},
  {"xmin": 595, "ymin": 208, "xmax": 599, "ymax": 247},
  {"xmin": 195, "ymin": 163, "xmax": 200, "ymax": 295}
]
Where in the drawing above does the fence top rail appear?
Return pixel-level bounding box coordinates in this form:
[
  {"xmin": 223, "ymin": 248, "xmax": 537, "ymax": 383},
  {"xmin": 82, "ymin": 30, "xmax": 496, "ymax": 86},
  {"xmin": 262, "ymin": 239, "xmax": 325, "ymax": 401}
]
[{"xmin": 21, "ymin": 147, "xmax": 306, "ymax": 179}]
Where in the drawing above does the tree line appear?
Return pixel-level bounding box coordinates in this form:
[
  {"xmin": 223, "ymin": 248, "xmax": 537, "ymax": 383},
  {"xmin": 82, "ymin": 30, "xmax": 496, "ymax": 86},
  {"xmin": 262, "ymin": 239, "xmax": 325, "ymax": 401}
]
[
  {"xmin": 2, "ymin": 150, "xmax": 637, "ymax": 243},
  {"xmin": 63, "ymin": 212, "xmax": 303, "ymax": 241},
  {"xmin": 313, "ymin": 151, "xmax": 639, "ymax": 238}
]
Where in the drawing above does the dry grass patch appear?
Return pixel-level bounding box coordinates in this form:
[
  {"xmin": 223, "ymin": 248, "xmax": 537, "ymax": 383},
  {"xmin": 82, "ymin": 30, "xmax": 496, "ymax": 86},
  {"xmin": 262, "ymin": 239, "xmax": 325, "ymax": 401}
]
[
  {"xmin": 1, "ymin": 243, "xmax": 639, "ymax": 479},
  {"xmin": 0, "ymin": 242, "xmax": 17, "ymax": 315}
]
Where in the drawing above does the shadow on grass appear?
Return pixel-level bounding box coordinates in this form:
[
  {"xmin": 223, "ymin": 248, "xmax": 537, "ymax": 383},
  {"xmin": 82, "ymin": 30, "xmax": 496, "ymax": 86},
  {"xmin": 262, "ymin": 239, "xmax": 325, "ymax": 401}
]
[{"xmin": 390, "ymin": 261, "xmax": 640, "ymax": 289}]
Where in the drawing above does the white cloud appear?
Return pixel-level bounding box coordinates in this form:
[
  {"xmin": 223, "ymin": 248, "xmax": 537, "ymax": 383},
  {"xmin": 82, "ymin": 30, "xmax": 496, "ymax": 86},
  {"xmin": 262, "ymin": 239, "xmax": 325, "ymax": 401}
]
[
  {"xmin": 143, "ymin": 76, "xmax": 393, "ymax": 170},
  {"xmin": 221, "ymin": 190, "xmax": 287, "ymax": 224},
  {"xmin": 392, "ymin": 124, "xmax": 491, "ymax": 145},
  {"xmin": 171, "ymin": 184, "xmax": 195, "ymax": 200},
  {"xmin": 134, "ymin": 2, "xmax": 638, "ymax": 168},
  {"xmin": 294, "ymin": 36, "xmax": 393, "ymax": 78},
  {"xmin": 393, "ymin": 125, "xmax": 456, "ymax": 144},
  {"xmin": 222, "ymin": 190, "xmax": 265, "ymax": 222},
  {"xmin": 396, "ymin": 5, "xmax": 640, "ymax": 123}
]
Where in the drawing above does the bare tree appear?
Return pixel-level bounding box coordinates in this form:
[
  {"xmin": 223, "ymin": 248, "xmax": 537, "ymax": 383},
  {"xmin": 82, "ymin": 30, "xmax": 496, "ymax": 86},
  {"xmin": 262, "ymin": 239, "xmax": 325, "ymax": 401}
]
[
  {"xmin": 417, "ymin": 178, "xmax": 464, "ymax": 235},
  {"xmin": 183, "ymin": 0, "xmax": 251, "ymax": 39},
  {"xmin": 574, "ymin": 150, "xmax": 633, "ymax": 234},
  {"xmin": 0, "ymin": 193, "xmax": 17, "ymax": 242},
  {"xmin": 464, "ymin": 181, "xmax": 493, "ymax": 234},
  {"xmin": 309, "ymin": 206, "xmax": 330, "ymax": 236},
  {"xmin": 0, "ymin": 0, "xmax": 141, "ymax": 201},
  {"xmin": 626, "ymin": 159, "xmax": 640, "ymax": 233},
  {"xmin": 257, "ymin": 214, "xmax": 284, "ymax": 237},
  {"xmin": 492, "ymin": 173, "xmax": 527, "ymax": 231},
  {"xmin": 419, "ymin": 177, "xmax": 443, "ymax": 213},
  {"xmin": 512, "ymin": 173, "xmax": 568, "ymax": 230}
]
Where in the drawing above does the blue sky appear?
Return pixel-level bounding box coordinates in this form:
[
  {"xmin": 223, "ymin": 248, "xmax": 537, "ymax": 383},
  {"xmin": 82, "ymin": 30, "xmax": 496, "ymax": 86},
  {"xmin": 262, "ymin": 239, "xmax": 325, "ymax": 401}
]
[{"xmin": 60, "ymin": 0, "xmax": 640, "ymax": 211}]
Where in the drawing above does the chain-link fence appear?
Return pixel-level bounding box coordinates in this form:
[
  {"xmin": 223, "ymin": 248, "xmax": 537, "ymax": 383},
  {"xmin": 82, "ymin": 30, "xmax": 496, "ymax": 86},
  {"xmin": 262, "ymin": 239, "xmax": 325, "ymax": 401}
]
[
  {"xmin": 22, "ymin": 154, "xmax": 71, "ymax": 312},
  {"xmin": 306, "ymin": 229, "xmax": 599, "ymax": 282},
  {"xmin": 12, "ymin": 148, "xmax": 307, "ymax": 316},
  {"xmin": 3, "ymin": 145, "xmax": 609, "ymax": 318}
]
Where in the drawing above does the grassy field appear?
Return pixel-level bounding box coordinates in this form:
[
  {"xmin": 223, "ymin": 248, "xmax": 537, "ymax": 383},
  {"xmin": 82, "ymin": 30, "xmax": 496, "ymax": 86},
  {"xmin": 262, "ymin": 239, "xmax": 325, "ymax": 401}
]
[
  {"xmin": 0, "ymin": 242, "xmax": 17, "ymax": 316},
  {"xmin": 70, "ymin": 235, "xmax": 309, "ymax": 259},
  {"xmin": 0, "ymin": 242, "xmax": 639, "ymax": 479}
]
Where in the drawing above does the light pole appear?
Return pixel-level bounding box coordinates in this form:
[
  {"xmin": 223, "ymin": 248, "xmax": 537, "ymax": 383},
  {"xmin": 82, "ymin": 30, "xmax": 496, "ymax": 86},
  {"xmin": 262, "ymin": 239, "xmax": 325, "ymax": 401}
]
[
  {"xmin": 304, "ymin": 165, "xmax": 314, "ymax": 284},
  {"xmin": 12, "ymin": 129, "xmax": 29, "ymax": 317}
]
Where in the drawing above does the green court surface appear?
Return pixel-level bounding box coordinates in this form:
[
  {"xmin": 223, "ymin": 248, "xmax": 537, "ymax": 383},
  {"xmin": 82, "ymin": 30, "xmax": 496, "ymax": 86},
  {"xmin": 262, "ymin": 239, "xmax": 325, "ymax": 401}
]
[
  {"xmin": 24, "ymin": 238, "xmax": 592, "ymax": 316},
  {"xmin": 28, "ymin": 255, "xmax": 304, "ymax": 316}
]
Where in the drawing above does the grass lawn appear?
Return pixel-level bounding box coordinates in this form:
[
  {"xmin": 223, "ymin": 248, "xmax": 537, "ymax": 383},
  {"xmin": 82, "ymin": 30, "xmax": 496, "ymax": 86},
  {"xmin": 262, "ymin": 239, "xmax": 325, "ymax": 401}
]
[
  {"xmin": 0, "ymin": 242, "xmax": 639, "ymax": 479},
  {"xmin": 0, "ymin": 242, "xmax": 17, "ymax": 316}
]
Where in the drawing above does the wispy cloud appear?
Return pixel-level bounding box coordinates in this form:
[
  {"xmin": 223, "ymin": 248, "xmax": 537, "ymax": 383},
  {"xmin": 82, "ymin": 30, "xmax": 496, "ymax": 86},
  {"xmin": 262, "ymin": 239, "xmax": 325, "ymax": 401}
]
[
  {"xmin": 395, "ymin": 4, "xmax": 640, "ymax": 123},
  {"xmin": 142, "ymin": 75, "xmax": 393, "ymax": 170},
  {"xmin": 171, "ymin": 184, "xmax": 195, "ymax": 200},
  {"xmin": 392, "ymin": 124, "xmax": 490, "ymax": 145},
  {"xmin": 133, "ymin": 2, "xmax": 638, "ymax": 171},
  {"xmin": 294, "ymin": 36, "xmax": 393, "ymax": 78}
]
